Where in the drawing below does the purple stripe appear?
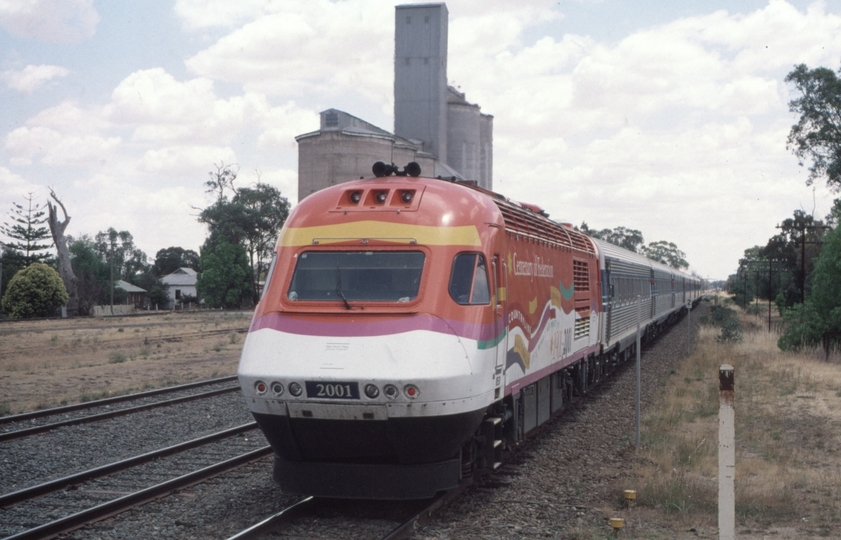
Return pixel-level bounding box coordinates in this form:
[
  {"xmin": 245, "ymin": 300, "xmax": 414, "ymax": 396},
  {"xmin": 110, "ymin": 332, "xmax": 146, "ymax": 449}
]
[
  {"xmin": 505, "ymin": 343, "xmax": 601, "ymax": 396},
  {"xmin": 250, "ymin": 312, "xmax": 499, "ymax": 342},
  {"xmin": 526, "ymin": 303, "xmax": 555, "ymax": 353}
]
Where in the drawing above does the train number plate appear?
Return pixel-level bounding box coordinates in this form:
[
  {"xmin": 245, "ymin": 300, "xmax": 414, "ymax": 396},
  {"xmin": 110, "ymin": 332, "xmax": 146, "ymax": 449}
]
[{"xmin": 305, "ymin": 381, "xmax": 360, "ymax": 400}]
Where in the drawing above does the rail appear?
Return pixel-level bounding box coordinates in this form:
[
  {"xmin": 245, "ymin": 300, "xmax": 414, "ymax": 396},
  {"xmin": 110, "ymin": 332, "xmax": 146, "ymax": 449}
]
[
  {"xmin": 0, "ymin": 422, "xmax": 258, "ymax": 508},
  {"xmin": 0, "ymin": 375, "xmax": 237, "ymax": 425},
  {"xmin": 0, "ymin": 385, "xmax": 240, "ymax": 442},
  {"xmin": 3, "ymin": 446, "xmax": 272, "ymax": 540}
]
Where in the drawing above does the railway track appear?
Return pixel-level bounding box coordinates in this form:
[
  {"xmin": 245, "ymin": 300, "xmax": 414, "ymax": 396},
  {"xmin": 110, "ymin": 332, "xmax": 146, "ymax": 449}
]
[
  {"xmin": 1, "ymin": 436, "xmax": 271, "ymax": 539},
  {"xmin": 0, "ymin": 376, "xmax": 240, "ymax": 442},
  {"xmin": 0, "ymin": 376, "xmax": 261, "ymax": 539},
  {"xmin": 222, "ymin": 490, "xmax": 461, "ymax": 540},
  {"xmin": 0, "ymin": 307, "xmax": 705, "ymax": 538}
]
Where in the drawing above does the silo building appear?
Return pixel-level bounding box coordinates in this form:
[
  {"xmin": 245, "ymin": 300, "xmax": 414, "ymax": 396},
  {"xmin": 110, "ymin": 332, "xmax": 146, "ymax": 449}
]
[{"xmin": 296, "ymin": 2, "xmax": 493, "ymax": 202}]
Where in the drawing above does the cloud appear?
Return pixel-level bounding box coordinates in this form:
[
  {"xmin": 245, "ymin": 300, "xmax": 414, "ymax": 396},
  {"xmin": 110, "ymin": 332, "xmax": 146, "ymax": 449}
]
[
  {"xmin": 0, "ymin": 166, "xmax": 40, "ymax": 197},
  {"xmin": 106, "ymin": 68, "xmax": 271, "ymax": 144},
  {"xmin": 257, "ymin": 102, "xmax": 320, "ymax": 151},
  {"xmin": 1, "ymin": 64, "xmax": 70, "ymax": 94},
  {"xmin": 0, "ymin": 0, "xmax": 99, "ymax": 43},
  {"xmin": 4, "ymin": 126, "xmax": 121, "ymax": 166},
  {"xmin": 24, "ymin": 101, "xmax": 110, "ymax": 134},
  {"xmin": 5, "ymin": 0, "xmax": 841, "ymax": 279},
  {"xmin": 184, "ymin": 1, "xmax": 393, "ymax": 102},
  {"xmin": 139, "ymin": 145, "xmax": 238, "ymax": 178},
  {"xmin": 448, "ymin": 1, "xmax": 841, "ymax": 143},
  {"xmin": 173, "ymin": 0, "xmax": 274, "ymax": 31}
]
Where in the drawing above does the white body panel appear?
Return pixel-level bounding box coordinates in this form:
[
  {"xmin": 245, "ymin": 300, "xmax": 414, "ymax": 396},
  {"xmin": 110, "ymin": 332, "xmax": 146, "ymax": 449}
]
[{"xmin": 238, "ymin": 326, "xmax": 498, "ymax": 418}]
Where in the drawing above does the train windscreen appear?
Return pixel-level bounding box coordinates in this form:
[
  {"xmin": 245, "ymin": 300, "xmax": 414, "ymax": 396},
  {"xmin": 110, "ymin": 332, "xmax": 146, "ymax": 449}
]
[{"xmin": 287, "ymin": 251, "xmax": 424, "ymax": 302}]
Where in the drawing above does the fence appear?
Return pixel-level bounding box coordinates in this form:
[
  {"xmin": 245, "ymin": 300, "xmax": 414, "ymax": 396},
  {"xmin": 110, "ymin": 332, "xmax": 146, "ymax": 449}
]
[{"xmin": 92, "ymin": 305, "xmax": 135, "ymax": 317}]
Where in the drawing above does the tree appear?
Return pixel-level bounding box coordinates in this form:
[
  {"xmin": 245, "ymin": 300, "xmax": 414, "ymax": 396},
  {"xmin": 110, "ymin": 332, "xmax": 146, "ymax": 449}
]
[
  {"xmin": 763, "ymin": 209, "xmax": 828, "ymax": 305},
  {"xmin": 196, "ymin": 237, "xmax": 252, "ymax": 309},
  {"xmin": 68, "ymin": 230, "xmax": 149, "ymax": 314},
  {"xmin": 642, "ymin": 240, "xmax": 688, "ymax": 269},
  {"xmin": 786, "ymin": 64, "xmax": 841, "ymax": 190},
  {"xmin": 1, "ymin": 244, "xmax": 26, "ymax": 301},
  {"xmin": 154, "ymin": 246, "xmax": 200, "ymax": 276},
  {"xmin": 68, "ymin": 235, "xmax": 109, "ymax": 315},
  {"xmin": 133, "ymin": 270, "xmax": 169, "ymax": 309},
  {"xmin": 809, "ymin": 224, "xmax": 841, "ymax": 328},
  {"xmin": 198, "ymin": 174, "xmax": 290, "ymax": 301},
  {"xmin": 1, "ymin": 262, "xmax": 68, "ymax": 318},
  {"xmin": 94, "ymin": 228, "xmax": 149, "ymax": 281},
  {"xmin": 578, "ymin": 222, "xmax": 645, "ymax": 252},
  {"xmin": 605, "ymin": 226, "xmax": 645, "ymax": 253},
  {"xmin": 1, "ymin": 192, "xmax": 53, "ymax": 266},
  {"xmin": 578, "ymin": 222, "xmax": 606, "ymax": 239},
  {"xmin": 778, "ymin": 224, "xmax": 841, "ymax": 350},
  {"xmin": 47, "ymin": 190, "xmax": 78, "ymax": 316},
  {"xmin": 205, "ymin": 161, "xmax": 239, "ymax": 201}
]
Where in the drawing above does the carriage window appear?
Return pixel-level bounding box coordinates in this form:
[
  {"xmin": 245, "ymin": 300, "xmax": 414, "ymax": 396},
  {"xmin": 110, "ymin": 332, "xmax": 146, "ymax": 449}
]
[
  {"xmin": 449, "ymin": 253, "xmax": 490, "ymax": 305},
  {"xmin": 287, "ymin": 251, "xmax": 424, "ymax": 302}
]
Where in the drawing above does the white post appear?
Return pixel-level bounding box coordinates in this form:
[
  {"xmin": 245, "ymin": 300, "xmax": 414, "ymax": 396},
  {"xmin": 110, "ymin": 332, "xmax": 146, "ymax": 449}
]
[
  {"xmin": 635, "ymin": 295, "xmax": 641, "ymax": 448},
  {"xmin": 719, "ymin": 364, "xmax": 735, "ymax": 540}
]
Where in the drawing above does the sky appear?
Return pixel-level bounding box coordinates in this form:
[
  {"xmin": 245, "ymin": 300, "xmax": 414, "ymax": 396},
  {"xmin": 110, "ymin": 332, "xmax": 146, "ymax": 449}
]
[{"xmin": 3, "ymin": 0, "xmax": 841, "ymax": 281}]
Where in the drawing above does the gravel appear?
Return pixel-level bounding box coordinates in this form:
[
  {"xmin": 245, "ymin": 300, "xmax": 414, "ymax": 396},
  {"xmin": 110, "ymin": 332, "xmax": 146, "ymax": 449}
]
[
  {"xmin": 0, "ymin": 390, "xmax": 253, "ymax": 494},
  {"xmin": 409, "ymin": 304, "xmax": 707, "ymax": 539},
  {"xmin": 0, "ymin": 378, "xmax": 238, "ymax": 436},
  {"xmin": 1, "ymin": 306, "xmax": 705, "ymax": 539}
]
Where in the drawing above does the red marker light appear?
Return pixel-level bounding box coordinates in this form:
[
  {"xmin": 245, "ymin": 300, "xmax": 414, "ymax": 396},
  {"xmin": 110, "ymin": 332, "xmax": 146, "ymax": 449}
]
[{"xmin": 404, "ymin": 384, "xmax": 419, "ymax": 399}]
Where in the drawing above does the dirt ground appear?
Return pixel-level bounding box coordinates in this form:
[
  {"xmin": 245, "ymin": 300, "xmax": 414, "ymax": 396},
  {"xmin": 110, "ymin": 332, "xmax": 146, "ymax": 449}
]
[{"xmin": 0, "ymin": 310, "xmax": 251, "ymax": 414}]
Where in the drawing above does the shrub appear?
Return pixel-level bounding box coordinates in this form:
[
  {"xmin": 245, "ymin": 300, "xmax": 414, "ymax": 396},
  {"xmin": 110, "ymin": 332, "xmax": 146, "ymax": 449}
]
[
  {"xmin": 777, "ymin": 302, "xmax": 825, "ymax": 351},
  {"xmin": 702, "ymin": 305, "xmax": 736, "ymax": 327},
  {"xmin": 716, "ymin": 318, "xmax": 743, "ymax": 343},
  {"xmin": 702, "ymin": 305, "xmax": 743, "ymax": 343},
  {"xmin": 1, "ymin": 263, "xmax": 69, "ymax": 318}
]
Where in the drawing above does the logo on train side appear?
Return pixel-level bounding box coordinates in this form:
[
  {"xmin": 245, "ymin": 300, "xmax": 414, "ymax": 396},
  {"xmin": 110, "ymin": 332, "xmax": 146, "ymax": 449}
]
[{"xmin": 512, "ymin": 252, "xmax": 554, "ymax": 278}]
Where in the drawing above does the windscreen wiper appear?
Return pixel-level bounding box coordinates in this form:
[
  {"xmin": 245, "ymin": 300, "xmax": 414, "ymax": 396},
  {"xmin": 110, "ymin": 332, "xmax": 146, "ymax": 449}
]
[{"xmin": 335, "ymin": 262, "xmax": 353, "ymax": 310}]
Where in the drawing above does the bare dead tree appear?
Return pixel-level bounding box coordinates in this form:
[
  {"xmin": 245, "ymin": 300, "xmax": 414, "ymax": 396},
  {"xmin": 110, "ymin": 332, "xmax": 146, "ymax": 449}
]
[{"xmin": 47, "ymin": 189, "xmax": 78, "ymax": 316}]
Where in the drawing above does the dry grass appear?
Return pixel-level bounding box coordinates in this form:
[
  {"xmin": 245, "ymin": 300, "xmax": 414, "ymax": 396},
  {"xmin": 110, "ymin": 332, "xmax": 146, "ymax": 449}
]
[
  {"xmin": 0, "ymin": 311, "xmax": 251, "ymax": 414},
  {"xmin": 626, "ymin": 297, "xmax": 841, "ymax": 537}
]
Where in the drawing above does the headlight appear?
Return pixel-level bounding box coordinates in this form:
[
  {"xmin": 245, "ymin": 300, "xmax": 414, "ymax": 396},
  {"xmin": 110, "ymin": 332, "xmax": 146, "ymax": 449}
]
[{"xmin": 364, "ymin": 384, "xmax": 380, "ymax": 399}]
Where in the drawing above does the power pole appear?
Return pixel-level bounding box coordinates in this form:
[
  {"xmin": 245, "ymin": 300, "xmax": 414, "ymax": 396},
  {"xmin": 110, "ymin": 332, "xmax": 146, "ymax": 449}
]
[{"xmin": 777, "ymin": 222, "xmax": 830, "ymax": 304}]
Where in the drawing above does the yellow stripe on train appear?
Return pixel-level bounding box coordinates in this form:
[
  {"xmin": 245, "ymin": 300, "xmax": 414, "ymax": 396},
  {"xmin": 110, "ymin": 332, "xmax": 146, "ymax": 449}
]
[{"xmin": 279, "ymin": 221, "xmax": 482, "ymax": 247}]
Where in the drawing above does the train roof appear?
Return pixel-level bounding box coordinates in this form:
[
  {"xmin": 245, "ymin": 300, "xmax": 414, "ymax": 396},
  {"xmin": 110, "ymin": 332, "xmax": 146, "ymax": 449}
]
[
  {"xmin": 592, "ymin": 238, "xmax": 698, "ymax": 280},
  {"xmin": 286, "ymin": 173, "xmax": 598, "ymax": 254}
]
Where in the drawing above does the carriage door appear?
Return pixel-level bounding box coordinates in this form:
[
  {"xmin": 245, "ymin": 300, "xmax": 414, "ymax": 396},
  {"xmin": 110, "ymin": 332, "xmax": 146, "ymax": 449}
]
[{"xmin": 492, "ymin": 255, "xmax": 507, "ymax": 399}]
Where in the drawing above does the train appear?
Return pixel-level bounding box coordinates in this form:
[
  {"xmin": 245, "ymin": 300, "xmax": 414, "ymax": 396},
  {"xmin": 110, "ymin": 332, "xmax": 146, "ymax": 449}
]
[{"xmin": 237, "ymin": 162, "xmax": 703, "ymax": 499}]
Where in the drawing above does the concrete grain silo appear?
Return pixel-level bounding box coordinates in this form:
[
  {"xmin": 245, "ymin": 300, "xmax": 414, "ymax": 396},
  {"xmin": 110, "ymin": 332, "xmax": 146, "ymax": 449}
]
[{"xmin": 296, "ymin": 2, "xmax": 492, "ymax": 202}]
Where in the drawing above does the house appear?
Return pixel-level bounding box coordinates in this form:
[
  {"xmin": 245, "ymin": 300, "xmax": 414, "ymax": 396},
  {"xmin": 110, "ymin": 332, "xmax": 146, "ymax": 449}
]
[
  {"xmin": 115, "ymin": 280, "xmax": 146, "ymax": 309},
  {"xmin": 161, "ymin": 267, "xmax": 198, "ymax": 308}
]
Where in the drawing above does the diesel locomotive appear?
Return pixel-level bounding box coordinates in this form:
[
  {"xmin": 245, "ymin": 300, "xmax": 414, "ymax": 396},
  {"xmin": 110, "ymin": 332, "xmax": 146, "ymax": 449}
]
[{"xmin": 237, "ymin": 163, "xmax": 702, "ymax": 499}]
